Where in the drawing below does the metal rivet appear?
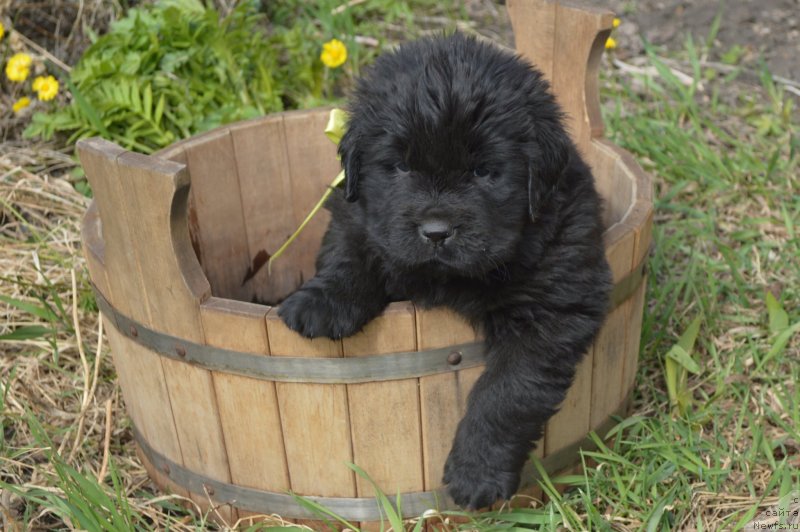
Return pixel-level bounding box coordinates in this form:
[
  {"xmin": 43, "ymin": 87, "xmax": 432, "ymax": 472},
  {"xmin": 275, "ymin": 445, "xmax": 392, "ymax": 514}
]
[
  {"xmin": 447, "ymin": 351, "xmax": 463, "ymax": 366},
  {"xmin": 129, "ymin": 325, "xmax": 138, "ymax": 337},
  {"xmin": 175, "ymin": 346, "xmax": 186, "ymax": 358},
  {"xmin": 162, "ymin": 464, "xmax": 170, "ymax": 475}
]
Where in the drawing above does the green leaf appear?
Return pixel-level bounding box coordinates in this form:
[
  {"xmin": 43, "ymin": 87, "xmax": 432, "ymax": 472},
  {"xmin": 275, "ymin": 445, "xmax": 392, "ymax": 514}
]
[
  {"xmin": 347, "ymin": 462, "xmax": 404, "ymax": 531},
  {"xmin": 481, "ymin": 509, "xmax": 560, "ymax": 525},
  {"xmin": 154, "ymin": 93, "xmax": 165, "ymax": 125},
  {"xmin": 664, "ymin": 315, "xmax": 703, "ymax": 415},
  {"xmin": 676, "ymin": 314, "xmax": 702, "ymax": 353},
  {"xmin": 0, "ymin": 295, "xmax": 58, "ymax": 322},
  {"xmin": 0, "ymin": 325, "xmax": 54, "ymax": 341},
  {"xmin": 757, "ymin": 321, "xmax": 800, "ymax": 371},
  {"xmin": 290, "ymin": 493, "xmax": 357, "ymax": 530},
  {"xmin": 143, "ymin": 84, "xmax": 153, "ymax": 120},
  {"xmin": 65, "ymin": 78, "xmax": 111, "ymax": 138},
  {"xmin": 766, "ymin": 291, "xmax": 789, "ymax": 333},
  {"xmin": 665, "ymin": 344, "xmax": 701, "ymax": 374},
  {"xmin": 130, "ymin": 82, "xmax": 142, "ymax": 114}
]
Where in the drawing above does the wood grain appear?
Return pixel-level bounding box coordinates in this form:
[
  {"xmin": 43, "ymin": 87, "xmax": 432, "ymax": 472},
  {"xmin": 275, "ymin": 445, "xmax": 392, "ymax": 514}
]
[
  {"xmin": 343, "ymin": 302, "xmax": 424, "ymax": 496},
  {"xmin": 229, "ymin": 116, "xmax": 302, "ymax": 303},
  {"xmin": 200, "ymin": 298, "xmax": 291, "ymax": 506},
  {"xmin": 416, "ymin": 307, "xmax": 483, "ymax": 491},
  {"xmin": 544, "ymin": 347, "xmax": 594, "ymax": 455},
  {"xmin": 281, "ymin": 109, "xmax": 341, "ymax": 283},
  {"xmin": 507, "ymin": 0, "xmax": 556, "ymax": 80},
  {"xmin": 183, "ymin": 128, "xmax": 252, "ymax": 300},
  {"xmin": 77, "ymin": 139, "xmax": 188, "ymax": 500},
  {"xmin": 81, "ymin": 202, "xmax": 111, "ymax": 300},
  {"xmin": 265, "ymin": 309, "xmax": 355, "ymax": 498}
]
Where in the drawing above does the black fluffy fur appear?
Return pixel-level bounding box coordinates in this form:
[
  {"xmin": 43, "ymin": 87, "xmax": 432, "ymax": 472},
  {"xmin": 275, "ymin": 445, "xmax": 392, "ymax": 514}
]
[{"xmin": 278, "ymin": 33, "xmax": 612, "ymax": 509}]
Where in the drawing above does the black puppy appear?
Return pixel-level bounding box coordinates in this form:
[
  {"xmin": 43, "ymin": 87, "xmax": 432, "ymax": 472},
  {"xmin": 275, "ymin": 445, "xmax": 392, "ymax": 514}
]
[{"xmin": 279, "ymin": 33, "xmax": 611, "ymax": 509}]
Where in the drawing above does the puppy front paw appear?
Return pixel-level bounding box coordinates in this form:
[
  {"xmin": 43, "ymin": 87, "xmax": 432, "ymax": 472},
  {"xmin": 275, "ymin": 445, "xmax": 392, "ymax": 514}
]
[
  {"xmin": 443, "ymin": 440, "xmax": 521, "ymax": 510},
  {"xmin": 278, "ymin": 287, "xmax": 366, "ymax": 339}
]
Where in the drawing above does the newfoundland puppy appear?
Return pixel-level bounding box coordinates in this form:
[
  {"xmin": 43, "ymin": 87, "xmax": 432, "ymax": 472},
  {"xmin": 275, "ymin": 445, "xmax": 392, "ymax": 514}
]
[{"xmin": 278, "ymin": 33, "xmax": 611, "ymax": 509}]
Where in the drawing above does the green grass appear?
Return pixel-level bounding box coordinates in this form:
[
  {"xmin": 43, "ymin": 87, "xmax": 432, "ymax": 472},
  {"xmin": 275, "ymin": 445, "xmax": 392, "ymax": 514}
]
[
  {"xmin": 569, "ymin": 38, "xmax": 800, "ymax": 529},
  {"xmin": 1, "ymin": 5, "xmax": 798, "ymax": 531}
]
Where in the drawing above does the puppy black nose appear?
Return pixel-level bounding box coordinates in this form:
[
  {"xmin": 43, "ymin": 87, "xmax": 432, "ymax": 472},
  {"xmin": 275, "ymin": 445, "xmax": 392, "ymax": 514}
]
[{"xmin": 419, "ymin": 220, "xmax": 454, "ymax": 243}]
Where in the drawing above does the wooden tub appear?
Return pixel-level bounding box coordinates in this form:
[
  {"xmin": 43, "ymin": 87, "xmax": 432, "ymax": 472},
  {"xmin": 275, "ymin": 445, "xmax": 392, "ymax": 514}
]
[{"xmin": 78, "ymin": 0, "xmax": 652, "ymax": 525}]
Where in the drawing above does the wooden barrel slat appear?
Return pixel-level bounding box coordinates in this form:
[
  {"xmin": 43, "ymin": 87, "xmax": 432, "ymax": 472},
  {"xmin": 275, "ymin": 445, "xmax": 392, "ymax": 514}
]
[
  {"xmin": 591, "ymin": 141, "xmax": 632, "ymax": 228},
  {"xmin": 229, "ymin": 117, "xmax": 301, "ymax": 303},
  {"xmin": 79, "ymin": 140, "xmax": 152, "ymax": 322},
  {"xmin": 343, "ymin": 303, "xmax": 424, "ymax": 497},
  {"xmin": 264, "ymin": 310, "xmax": 356, "ymax": 502},
  {"xmin": 507, "ymin": 0, "xmax": 556, "ymax": 81},
  {"xmin": 549, "ymin": 3, "xmax": 615, "ymax": 153},
  {"xmin": 115, "ymin": 150, "xmax": 235, "ymax": 522},
  {"xmin": 79, "ymin": 0, "xmax": 654, "ymax": 522},
  {"xmin": 621, "ymin": 279, "xmax": 647, "ymax": 410},
  {"xmin": 282, "ymin": 110, "xmax": 341, "ymax": 284},
  {"xmin": 78, "ymin": 140, "xmax": 191, "ymax": 505},
  {"xmin": 593, "ymin": 216, "xmax": 637, "ymax": 430},
  {"xmin": 416, "ymin": 307, "xmax": 484, "ymax": 494},
  {"xmin": 544, "ymin": 347, "xmax": 594, "ymax": 454},
  {"xmin": 104, "ymin": 327, "xmax": 184, "ymax": 474},
  {"xmin": 81, "ymin": 203, "xmax": 111, "ymax": 300},
  {"xmin": 342, "ymin": 303, "xmax": 423, "ymax": 530},
  {"xmin": 183, "ymin": 129, "xmax": 252, "ymax": 301},
  {"xmin": 200, "ymin": 298, "xmax": 291, "ymax": 524}
]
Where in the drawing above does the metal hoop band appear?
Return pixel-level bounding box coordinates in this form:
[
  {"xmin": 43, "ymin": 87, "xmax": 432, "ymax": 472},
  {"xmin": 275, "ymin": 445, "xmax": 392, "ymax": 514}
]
[
  {"xmin": 133, "ymin": 405, "xmax": 625, "ymax": 521},
  {"xmin": 93, "ymin": 253, "xmax": 646, "ymax": 384}
]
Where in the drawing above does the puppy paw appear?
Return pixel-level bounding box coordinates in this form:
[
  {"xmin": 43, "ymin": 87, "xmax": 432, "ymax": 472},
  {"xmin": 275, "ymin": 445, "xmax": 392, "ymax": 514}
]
[
  {"xmin": 278, "ymin": 287, "xmax": 366, "ymax": 339},
  {"xmin": 443, "ymin": 444, "xmax": 520, "ymax": 510}
]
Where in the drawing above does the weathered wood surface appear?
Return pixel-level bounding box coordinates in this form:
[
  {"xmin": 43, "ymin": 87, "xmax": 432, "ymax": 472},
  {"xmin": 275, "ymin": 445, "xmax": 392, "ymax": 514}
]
[
  {"xmin": 78, "ymin": 139, "xmax": 234, "ymax": 521},
  {"xmin": 508, "ymin": 0, "xmax": 615, "ymax": 154},
  {"xmin": 229, "ymin": 117, "xmax": 298, "ymax": 303},
  {"xmin": 182, "ymin": 130, "xmax": 252, "ymax": 301},
  {"xmin": 416, "ymin": 307, "xmax": 483, "ymax": 493},
  {"xmin": 344, "ymin": 303, "xmax": 424, "ymax": 497},
  {"xmin": 264, "ymin": 311, "xmax": 355, "ymax": 496},
  {"xmin": 342, "ymin": 303, "xmax": 423, "ymax": 531},
  {"xmin": 200, "ymin": 297, "xmax": 291, "ymax": 524}
]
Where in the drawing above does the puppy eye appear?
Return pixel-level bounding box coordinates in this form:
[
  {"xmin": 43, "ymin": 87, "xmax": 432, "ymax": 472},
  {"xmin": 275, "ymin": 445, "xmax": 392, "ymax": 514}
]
[
  {"xmin": 473, "ymin": 167, "xmax": 491, "ymax": 179},
  {"xmin": 396, "ymin": 162, "xmax": 410, "ymax": 173}
]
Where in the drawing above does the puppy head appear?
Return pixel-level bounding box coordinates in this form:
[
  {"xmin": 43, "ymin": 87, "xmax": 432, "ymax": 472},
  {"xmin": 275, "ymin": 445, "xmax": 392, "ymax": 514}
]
[{"xmin": 339, "ymin": 33, "xmax": 571, "ymax": 274}]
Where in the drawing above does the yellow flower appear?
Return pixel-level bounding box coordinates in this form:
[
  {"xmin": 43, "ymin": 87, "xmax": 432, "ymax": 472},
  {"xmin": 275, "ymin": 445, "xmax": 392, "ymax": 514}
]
[
  {"xmin": 12, "ymin": 96, "xmax": 31, "ymax": 113},
  {"xmin": 5, "ymin": 52, "xmax": 32, "ymax": 82},
  {"xmin": 0, "ymin": 21, "xmax": 5, "ymax": 42},
  {"xmin": 321, "ymin": 38, "xmax": 347, "ymax": 68},
  {"xmin": 605, "ymin": 36, "xmax": 617, "ymax": 50},
  {"xmin": 34, "ymin": 75, "xmax": 59, "ymax": 101},
  {"xmin": 613, "ymin": 18, "xmax": 621, "ymax": 28}
]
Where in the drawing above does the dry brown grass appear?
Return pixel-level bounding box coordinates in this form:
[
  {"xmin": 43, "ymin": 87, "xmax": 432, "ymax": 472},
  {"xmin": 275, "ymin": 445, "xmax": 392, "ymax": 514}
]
[{"xmin": 0, "ymin": 148, "xmax": 288, "ymax": 529}]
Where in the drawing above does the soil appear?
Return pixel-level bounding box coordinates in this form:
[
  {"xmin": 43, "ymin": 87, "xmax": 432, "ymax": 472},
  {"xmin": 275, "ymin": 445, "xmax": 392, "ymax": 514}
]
[
  {"xmin": 473, "ymin": 0, "xmax": 799, "ymax": 83},
  {"xmin": 603, "ymin": 0, "xmax": 800, "ymax": 81}
]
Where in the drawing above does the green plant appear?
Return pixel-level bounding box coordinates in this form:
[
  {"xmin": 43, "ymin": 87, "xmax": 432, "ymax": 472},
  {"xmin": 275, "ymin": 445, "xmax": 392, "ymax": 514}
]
[
  {"xmin": 0, "ymin": 412, "xmax": 144, "ymax": 531},
  {"xmin": 23, "ymin": 0, "xmax": 323, "ymax": 153},
  {"xmin": 291, "ymin": 462, "xmax": 563, "ymax": 531}
]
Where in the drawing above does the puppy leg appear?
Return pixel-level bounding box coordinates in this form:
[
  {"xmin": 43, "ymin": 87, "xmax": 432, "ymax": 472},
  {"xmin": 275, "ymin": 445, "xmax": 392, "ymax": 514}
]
[
  {"xmin": 443, "ymin": 309, "xmax": 594, "ymax": 509},
  {"xmin": 278, "ymin": 224, "xmax": 387, "ymax": 339}
]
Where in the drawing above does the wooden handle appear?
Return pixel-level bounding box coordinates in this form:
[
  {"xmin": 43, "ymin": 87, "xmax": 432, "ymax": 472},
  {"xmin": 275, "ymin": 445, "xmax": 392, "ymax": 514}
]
[
  {"xmin": 77, "ymin": 138, "xmax": 210, "ymax": 338},
  {"xmin": 506, "ymin": 0, "xmax": 615, "ymax": 153}
]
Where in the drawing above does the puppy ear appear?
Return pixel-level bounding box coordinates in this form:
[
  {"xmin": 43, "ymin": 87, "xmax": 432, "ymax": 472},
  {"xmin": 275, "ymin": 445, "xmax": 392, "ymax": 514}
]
[
  {"xmin": 527, "ymin": 126, "xmax": 570, "ymax": 221},
  {"xmin": 338, "ymin": 129, "xmax": 361, "ymax": 202}
]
